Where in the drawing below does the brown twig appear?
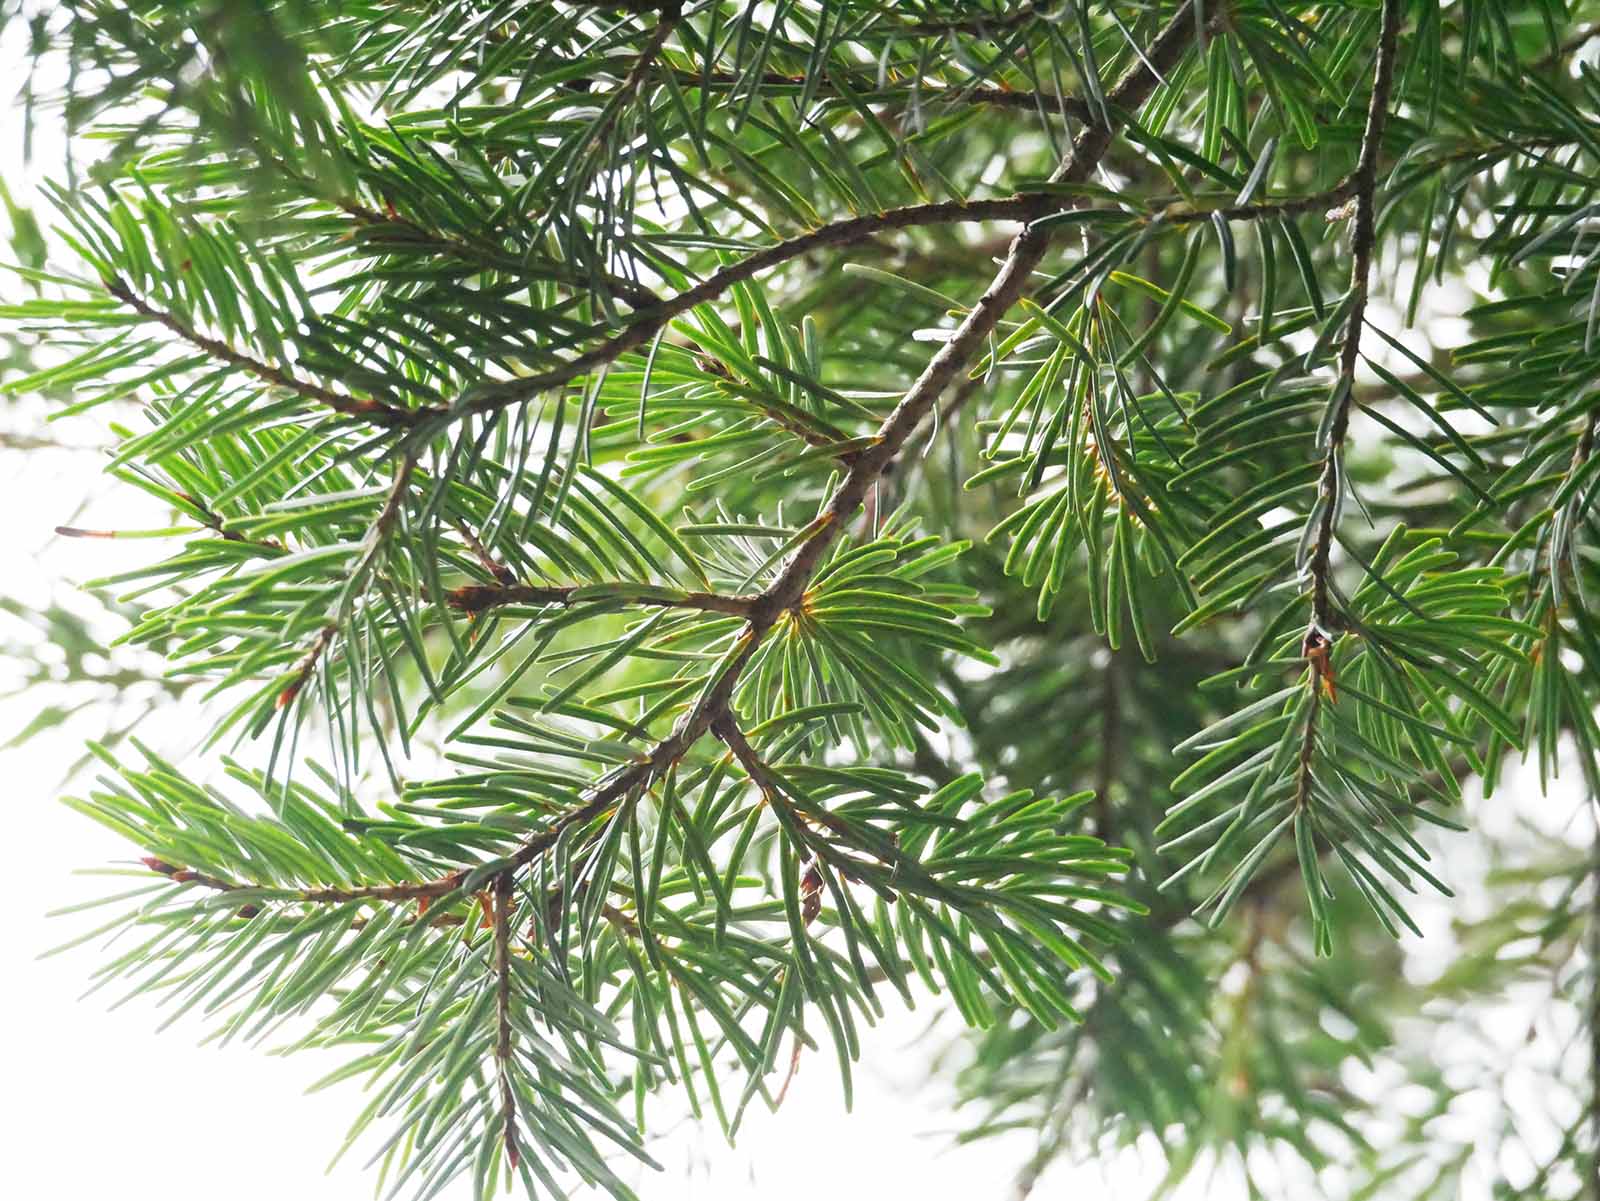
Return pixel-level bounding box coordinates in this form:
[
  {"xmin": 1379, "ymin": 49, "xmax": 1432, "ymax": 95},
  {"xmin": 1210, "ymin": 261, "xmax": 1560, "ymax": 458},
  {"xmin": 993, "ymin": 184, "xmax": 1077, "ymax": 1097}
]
[
  {"xmin": 661, "ymin": 69, "xmax": 1090, "ymax": 120},
  {"xmin": 1305, "ymin": 0, "xmax": 1404, "ymax": 633},
  {"xmin": 1296, "ymin": 0, "xmax": 1404, "ymax": 797},
  {"xmin": 103, "ymin": 277, "xmax": 418, "ymax": 429},
  {"xmin": 276, "ymin": 623, "xmax": 336, "ymax": 711},
  {"xmin": 1538, "ymin": 18, "xmax": 1600, "ymax": 70},
  {"xmin": 279, "ymin": 454, "xmax": 417, "ymax": 710},
  {"xmin": 493, "ymin": 870, "xmax": 521, "ymax": 1173},
  {"xmin": 904, "ymin": 0, "xmax": 1061, "ymax": 38},
  {"xmin": 453, "ymin": 521, "xmax": 517, "ymax": 587},
  {"xmin": 446, "ymin": 582, "xmax": 757, "ymax": 617},
  {"xmin": 572, "ymin": 0, "xmax": 682, "ymax": 182},
  {"xmin": 174, "ymin": 490, "xmax": 284, "ymax": 551}
]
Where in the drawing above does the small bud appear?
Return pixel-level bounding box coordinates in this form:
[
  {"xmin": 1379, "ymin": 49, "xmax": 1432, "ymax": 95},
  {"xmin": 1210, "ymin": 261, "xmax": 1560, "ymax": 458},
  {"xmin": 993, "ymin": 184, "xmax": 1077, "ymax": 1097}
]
[{"xmin": 800, "ymin": 861, "xmax": 825, "ymax": 925}]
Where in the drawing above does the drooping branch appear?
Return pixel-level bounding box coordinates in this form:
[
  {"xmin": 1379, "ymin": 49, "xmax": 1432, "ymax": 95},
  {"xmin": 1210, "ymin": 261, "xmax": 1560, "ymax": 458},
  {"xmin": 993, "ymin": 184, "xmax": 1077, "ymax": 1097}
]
[
  {"xmin": 102, "ymin": 277, "xmax": 418, "ymax": 428},
  {"xmin": 278, "ymin": 453, "xmax": 417, "ymax": 710},
  {"xmin": 577, "ymin": 0, "xmax": 683, "ymax": 165},
  {"xmin": 448, "ymin": 193, "xmax": 1055, "ymax": 424},
  {"xmin": 144, "ymin": 856, "xmax": 473, "ymax": 906},
  {"xmin": 493, "ymin": 870, "xmax": 521, "ymax": 1173},
  {"xmin": 652, "ymin": 69, "xmax": 1091, "ymax": 120},
  {"xmin": 446, "ymin": 582, "xmax": 758, "ymax": 617},
  {"xmin": 1305, "ymin": 0, "xmax": 1403, "ymax": 634},
  {"xmin": 1296, "ymin": 0, "xmax": 1404, "ymax": 805}
]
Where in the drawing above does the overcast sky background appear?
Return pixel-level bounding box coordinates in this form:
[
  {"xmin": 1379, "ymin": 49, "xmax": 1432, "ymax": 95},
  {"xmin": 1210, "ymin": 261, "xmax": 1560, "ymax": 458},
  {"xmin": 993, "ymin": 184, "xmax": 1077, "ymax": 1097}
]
[{"xmin": 0, "ymin": 12, "xmax": 1588, "ymax": 1201}]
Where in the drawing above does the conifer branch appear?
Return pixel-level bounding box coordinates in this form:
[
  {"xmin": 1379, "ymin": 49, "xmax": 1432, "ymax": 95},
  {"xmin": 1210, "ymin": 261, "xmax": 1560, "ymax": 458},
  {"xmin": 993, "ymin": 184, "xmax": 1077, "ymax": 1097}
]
[
  {"xmin": 712, "ymin": 711, "xmax": 913, "ymax": 888},
  {"xmin": 650, "ymin": 69, "xmax": 1091, "ymax": 119},
  {"xmin": 445, "ymin": 582, "xmax": 757, "ymax": 617},
  {"xmin": 493, "ymin": 870, "xmax": 521, "ymax": 1175},
  {"xmin": 450, "ymin": 194, "xmax": 1055, "ymax": 423},
  {"xmin": 176, "ymin": 491, "xmax": 284, "ymax": 551},
  {"xmin": 331, "ymin": 189, "xmax": 663, "ymax": 310},
  {"xmin": 101, "ymin": 276, "xmax": 419, "ymax": 428},
  {"xmin": 1297, "ymin": 0, "xmax": 1403, "ymax": 806},
  {"xmin": 279, "ymin": 453, "xmax": 417, "ymax": 710},
  {"xmin": 710, "ymin": 712, "xmax": 785, "ymax": 804},
  {"xmin": 140, "ymin": 856, "xmax": 262, "ymax": 902},
  {"xmin": 904, "ymin": 0, "xmax": 1062, "ymax": 37},
  {"xmin": 138, "ymin": 855, "xmax": 476, "ymax": 917},
  {"xmin": 310, "ymin": 144, "xmax": 1521, "ymax": 444},
  {"xmin": 267, "ymin": 3, "xmax": 1213, "ymax": 922},
  {"xmin": 373, "ymin": 125, "xmax": 1576, "ymax": 436},
  {"xmin": 1161, "ymin": 181, "xmax": 1362, "ymax": 225},
  {"xmin": 480, "ymin": 0, "xmax": 1207, "ymax": 891},
  {"xmin": 1305, "ymin": 0, "xmax": 1404, "ymax": 634}
]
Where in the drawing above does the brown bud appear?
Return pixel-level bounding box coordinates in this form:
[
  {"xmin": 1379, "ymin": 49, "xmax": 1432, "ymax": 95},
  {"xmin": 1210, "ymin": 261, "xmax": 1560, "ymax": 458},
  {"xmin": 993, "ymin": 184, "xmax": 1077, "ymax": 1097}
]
[{"xmin": 800, "ymin": 861, "xmax": 825, "ymax": 925}]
